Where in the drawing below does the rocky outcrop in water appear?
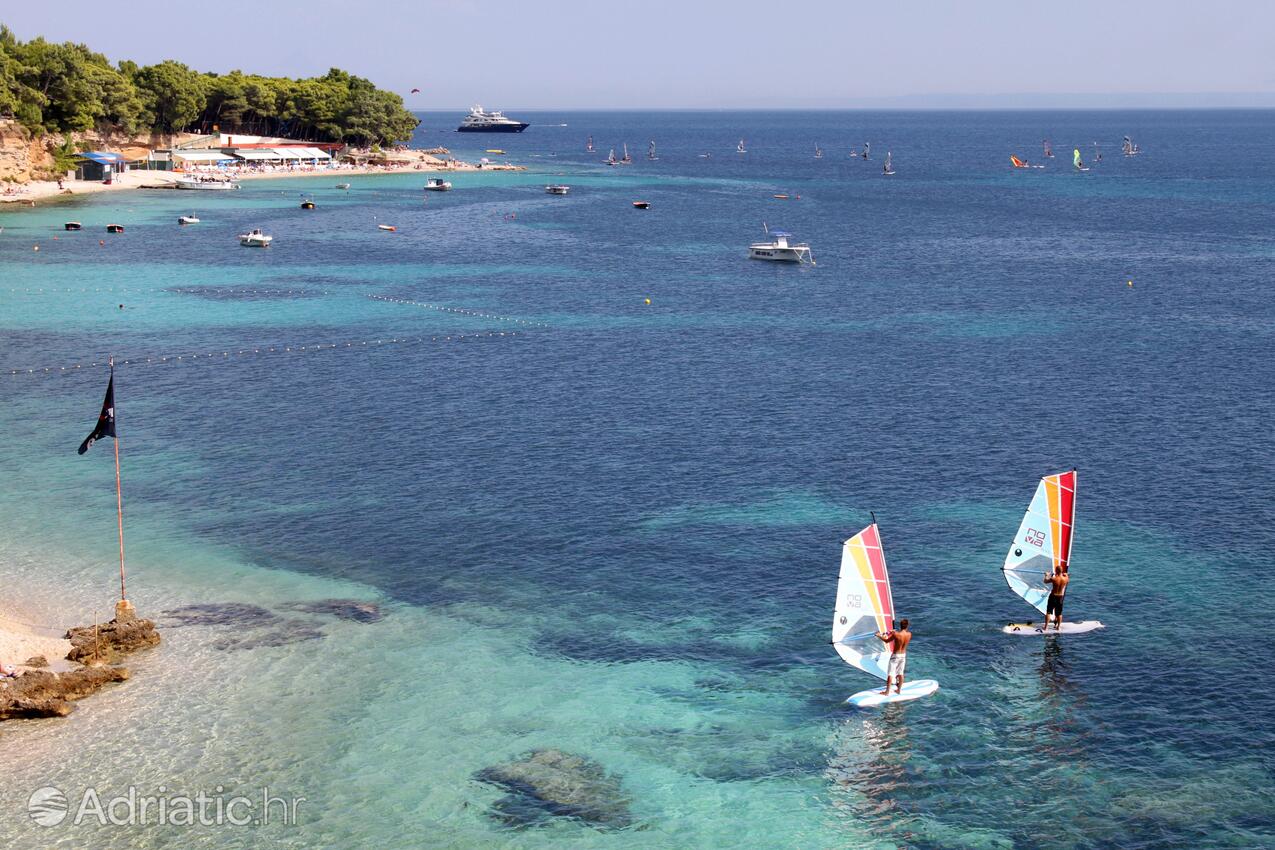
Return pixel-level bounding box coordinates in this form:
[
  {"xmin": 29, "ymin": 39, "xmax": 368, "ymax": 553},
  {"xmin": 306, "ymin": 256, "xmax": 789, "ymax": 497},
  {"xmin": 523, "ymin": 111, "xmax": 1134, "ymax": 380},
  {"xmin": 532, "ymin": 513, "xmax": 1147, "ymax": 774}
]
[
  {"xmin": 65, "ymin": 617, "xmax": 160, "ymax": 665},
  {"xmin": 285, "ymin": 599, "xmax": 383, "ymax": 623},
  {"xmin": 160, "ymin": 599, "xmax": 383, "ymax": 651},
  {"xmin": 476, "ymin": 749, "xmax": 633, "ymax": 830},
  {"xmin": 0, "ymin": 667, "xmax": 130, "ymax": 720}
]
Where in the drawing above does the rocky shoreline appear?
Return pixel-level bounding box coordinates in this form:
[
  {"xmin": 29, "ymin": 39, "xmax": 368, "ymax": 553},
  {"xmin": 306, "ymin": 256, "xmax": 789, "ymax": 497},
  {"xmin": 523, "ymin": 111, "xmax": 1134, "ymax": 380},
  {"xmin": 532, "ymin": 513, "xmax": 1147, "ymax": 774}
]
[{"xmin": 0, "ymin": 613, "xmax": 159, "ymax": 722}]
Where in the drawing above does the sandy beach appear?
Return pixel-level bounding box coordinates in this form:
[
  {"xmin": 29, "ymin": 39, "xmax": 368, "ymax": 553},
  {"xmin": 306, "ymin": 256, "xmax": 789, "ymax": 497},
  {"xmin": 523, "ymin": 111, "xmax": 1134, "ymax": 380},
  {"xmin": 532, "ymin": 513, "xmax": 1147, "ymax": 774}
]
[
  {"xmin": 1, "ymin": 150, "xmax": 524, "ymax": 206},
  {"xmin": 0, "ymin": 607, "xmax": 72, "ymax": 674}
]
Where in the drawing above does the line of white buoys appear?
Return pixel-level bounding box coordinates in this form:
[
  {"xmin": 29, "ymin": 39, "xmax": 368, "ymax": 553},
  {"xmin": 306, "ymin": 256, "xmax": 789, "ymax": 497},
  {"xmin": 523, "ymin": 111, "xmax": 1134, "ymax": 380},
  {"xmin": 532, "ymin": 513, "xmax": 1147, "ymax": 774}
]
[
  {"xmin": 367, "ymin": 294, "xmax": 550, "ymax": 328},
  {"xmin": 4, "ymin": 330, "xmax": 522, "ymax": 377}
]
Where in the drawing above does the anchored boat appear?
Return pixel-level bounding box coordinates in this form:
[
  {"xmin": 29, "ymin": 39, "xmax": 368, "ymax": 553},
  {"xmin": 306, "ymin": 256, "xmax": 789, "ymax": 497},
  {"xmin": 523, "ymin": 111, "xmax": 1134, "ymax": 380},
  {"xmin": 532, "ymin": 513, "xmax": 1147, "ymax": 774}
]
[
  {"xmin": 238, "ymin": 229, "xmax": 272, "ymax": 247},
  {"xmin": 748, "ymin": 227, "xmax": 813, "ymax": 264},
  {"xmin": 424, "ymin": 178, "xmax": 453, "ymax": 191}
]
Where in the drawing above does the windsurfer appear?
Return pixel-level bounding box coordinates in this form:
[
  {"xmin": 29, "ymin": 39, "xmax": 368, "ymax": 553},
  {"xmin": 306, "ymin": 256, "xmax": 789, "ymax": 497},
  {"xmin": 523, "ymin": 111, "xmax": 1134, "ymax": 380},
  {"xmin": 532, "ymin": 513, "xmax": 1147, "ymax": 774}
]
[
  {"xmin": 1043, "ymin": 566, "xmax": 1069, "ymax": 631},
  {"xmin": 875, "ymin": 619, "xmax": 911, "ymax": 694}
]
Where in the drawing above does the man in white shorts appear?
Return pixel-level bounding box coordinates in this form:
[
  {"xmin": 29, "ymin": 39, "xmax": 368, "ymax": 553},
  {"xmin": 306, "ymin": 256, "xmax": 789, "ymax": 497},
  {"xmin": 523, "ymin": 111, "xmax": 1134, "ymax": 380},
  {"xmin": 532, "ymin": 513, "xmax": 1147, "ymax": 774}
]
[{"xmin": 875, "ymin": 618, "xmax": 912, "ymax": 695}]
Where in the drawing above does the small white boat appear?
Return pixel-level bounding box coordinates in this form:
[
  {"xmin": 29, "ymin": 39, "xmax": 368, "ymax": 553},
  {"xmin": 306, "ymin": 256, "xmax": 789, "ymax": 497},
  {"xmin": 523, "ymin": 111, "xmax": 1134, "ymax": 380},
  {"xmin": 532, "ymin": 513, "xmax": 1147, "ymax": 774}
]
[
  {"xmin": 335, "ymin": 183, "xmax": 351, "ymax": 190},
  {"xmin": 238, "ymin": 229, "xmax": 272, "ymax": 247},
  {"xmin": 378, "ymin": 224, "xmax": 397, "ymax": 232},
  {"xmin": 545, "ymin": 185, "xmax": 570, "ymax": 195},
  {"xmin": 424, "ymin": 178, "xmax": 453, "ymax": 191},
  {"xmin": 748, "ymin": 228, "xmax": 813, "ymax": 264},
  {"xmin": 176, "ymin": 176, "xmax": 239, "ymax": 191},
  {"xmin": 178, "ymin": 215, "xmax": 200, "ymax": 225}
]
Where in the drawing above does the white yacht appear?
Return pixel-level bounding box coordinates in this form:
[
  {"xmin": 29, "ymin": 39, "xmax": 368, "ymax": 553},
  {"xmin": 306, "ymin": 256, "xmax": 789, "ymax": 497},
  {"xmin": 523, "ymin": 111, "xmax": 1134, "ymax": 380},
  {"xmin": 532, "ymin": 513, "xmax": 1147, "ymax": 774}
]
[
  {"xmin": 176, "ymin": 175, "xmax": 239, "ymax": 191},
  {"xmin": 238, "ymin": 229, "xmax": 272, "ymax": 247},
  {"xmin": 457, "ymin": 106, "xmax": 529, "ymax": 133},
  {"xmin": 424, "ymin": 178, "xmax": 453, "ymax": 191},
  {"xmin": 748, "ymin": 229, "xmax": 813, "ymax": 264},
  {"xmin": 545, "ymin": 184, "xmax": 570, "ymax": 195},
  {"xmin": 178, "ymin": 215, "xmax": 200, "ymax": 225}
]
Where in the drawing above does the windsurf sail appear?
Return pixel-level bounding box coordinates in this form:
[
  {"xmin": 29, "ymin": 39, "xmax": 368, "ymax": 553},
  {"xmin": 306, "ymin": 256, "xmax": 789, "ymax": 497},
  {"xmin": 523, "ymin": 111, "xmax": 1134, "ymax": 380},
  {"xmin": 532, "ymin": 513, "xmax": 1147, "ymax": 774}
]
[
  {"xmin": 1010, "ymin": 155, "xmax": 1027, "ymax": 168},
  {"xmin": 587, "ymin": 135, "xmax": 594, "ymax": 152},
  {"xmin": 737, "ymin": 139, "xmax": 746, "ymax": 153},
  {"xmin": 832, "ymin": 523, "xmax": 895, "ymax": 680},
  {"xmin": 1044, "ymin": 139, "xmax": 1053, "ymax": 157},
  {"xmin": 648, "ymin": 140, "xmax": 657, "ymax": 159},
  {"xmin": 1002, "ymin": 470, "xmax": 1077, "ymax": 614},
  {"xmin": 884, "ymin": 152, "xmax": 893, "ymax": 173},
  {"xmin": 1073, "ymin": 148, "xmax": 1082, "ymax": 169}
]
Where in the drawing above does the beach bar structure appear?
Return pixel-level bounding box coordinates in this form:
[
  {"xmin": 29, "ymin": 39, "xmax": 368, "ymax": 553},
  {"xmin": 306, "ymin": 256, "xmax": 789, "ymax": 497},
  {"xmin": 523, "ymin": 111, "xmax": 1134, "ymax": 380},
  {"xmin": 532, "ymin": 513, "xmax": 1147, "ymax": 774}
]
[
  {"xmin": 75, "ymin": 151, "xmax": 128, "ymax": 181},
  {"xmin": 165, "ymin": 132, "xmax": 341, "ymax": 169}
]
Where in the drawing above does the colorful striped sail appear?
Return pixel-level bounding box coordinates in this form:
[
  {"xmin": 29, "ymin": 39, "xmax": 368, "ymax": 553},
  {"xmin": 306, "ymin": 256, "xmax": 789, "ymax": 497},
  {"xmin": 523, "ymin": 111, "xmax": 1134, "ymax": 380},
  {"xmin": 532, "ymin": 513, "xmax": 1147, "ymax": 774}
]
[
  {"xmin": 1010, "ymin": 155, "xmax": 1027, "ymax": 168},
  {"xmin": 1002, "ymin": 470, "xmax": 1077, "ymax": 613},
  {"xmin": 1073, "ymin": 148, "xmax": 1083, "ymax": 169},
  {"xmin": 832, "ymin": 523, "xmax": 895, "ymax": 680}
]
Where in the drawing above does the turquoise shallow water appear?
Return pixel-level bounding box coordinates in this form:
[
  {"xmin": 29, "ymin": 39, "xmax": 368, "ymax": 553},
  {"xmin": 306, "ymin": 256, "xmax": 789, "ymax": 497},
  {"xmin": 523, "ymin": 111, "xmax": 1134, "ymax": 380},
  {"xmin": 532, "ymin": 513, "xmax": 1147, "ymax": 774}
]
[{"xmin": 1, "ymin": 110, "xmax": 1274, "ymax": 848}]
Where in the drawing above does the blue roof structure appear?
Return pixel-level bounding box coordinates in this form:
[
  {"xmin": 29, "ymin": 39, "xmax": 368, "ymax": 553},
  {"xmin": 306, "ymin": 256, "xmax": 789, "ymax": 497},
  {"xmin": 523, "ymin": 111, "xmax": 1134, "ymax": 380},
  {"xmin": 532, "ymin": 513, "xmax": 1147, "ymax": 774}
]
[{"xmin": 78, "ymin": 151, "xmax": 127, "ymax": 165}]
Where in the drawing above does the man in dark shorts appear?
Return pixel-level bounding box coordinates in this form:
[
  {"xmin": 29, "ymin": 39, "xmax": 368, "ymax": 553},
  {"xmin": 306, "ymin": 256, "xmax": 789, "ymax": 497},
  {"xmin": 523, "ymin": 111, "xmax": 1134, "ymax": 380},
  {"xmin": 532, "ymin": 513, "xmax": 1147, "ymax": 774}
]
[
  {"xmin": 874, "ymin": 619, "xmax": 911, "ymax": 695},
  {"xmin": 1043, "ymin": 565, "xmax": 1069, "ymax": 631}
]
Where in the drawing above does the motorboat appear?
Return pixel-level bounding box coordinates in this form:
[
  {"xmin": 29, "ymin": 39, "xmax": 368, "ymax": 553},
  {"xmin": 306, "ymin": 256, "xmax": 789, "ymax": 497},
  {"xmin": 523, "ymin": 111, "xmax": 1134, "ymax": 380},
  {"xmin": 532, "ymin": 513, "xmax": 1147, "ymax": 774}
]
[
  {"xmin": 300, "ymin": 199, "xmax": 316, "ymax": 209},
  {"xmin": 64, "ymin": 221, "xmax": 82, "ymax": 231},
  {"xmin": 748, "ymin": 229, "xmax": 813, "ymax": 263},
  {"xmin": 176, "ymin": 175, "xmax": 239, "ymax": 190},
  {"xmin": 632, "ymin": 201, "xmax": 651, "ymax": 209},
  {"xmin": 424, "ymin": 178, "xmax": 452, "ymax": 191},
  {"xmin": 335, "ymin": 183, "xmax": 351, "ymax": 190},
  {"xmin": 545, "ymin": 185, "xmax": 570, "ymax": 195},
  {"xmin": 378, "ymin": 224, "xmax": 397, "ymax": 232},
  {"xmin": 239, "ymin": 229, "xmax": 272, "ymax": 247},
  {"xmin": 178, "ymin": 215, "xmax": 200, "ymax": 225},
  {"xmin": 106, "ymin": 224, "xmax": 125, "ymax": 234},
  {"xmin": 457, "ymin": 106, "xmax": 529, "ymax": 133}
]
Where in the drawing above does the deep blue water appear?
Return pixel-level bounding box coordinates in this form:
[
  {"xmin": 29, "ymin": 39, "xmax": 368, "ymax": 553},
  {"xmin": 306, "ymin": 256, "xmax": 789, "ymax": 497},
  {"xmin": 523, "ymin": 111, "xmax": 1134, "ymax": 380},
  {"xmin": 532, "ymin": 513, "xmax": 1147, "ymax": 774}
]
[{"xmin": 2, "ymin": 110, "xmax": 1274, "ymax": 848}]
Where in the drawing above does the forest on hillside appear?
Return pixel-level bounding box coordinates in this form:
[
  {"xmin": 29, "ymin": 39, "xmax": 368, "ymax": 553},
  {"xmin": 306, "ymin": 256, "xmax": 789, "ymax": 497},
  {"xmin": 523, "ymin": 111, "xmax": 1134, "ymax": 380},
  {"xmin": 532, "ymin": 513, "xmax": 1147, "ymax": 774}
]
[{"xmin": 0, "ymin": 26, "xmax": 419, "ymax": 145}]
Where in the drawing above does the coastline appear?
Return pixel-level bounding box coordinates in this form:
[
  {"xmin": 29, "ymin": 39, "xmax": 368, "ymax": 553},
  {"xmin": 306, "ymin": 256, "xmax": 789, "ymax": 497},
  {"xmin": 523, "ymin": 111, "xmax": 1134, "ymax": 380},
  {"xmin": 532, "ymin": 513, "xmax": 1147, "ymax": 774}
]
[
  {"xmin": 0, "ymin": 606, "xmax": 72, "ymax": 674},
  {"xmin": 2, "ymin": 153, "xmax": 525, "ymax": 207}
]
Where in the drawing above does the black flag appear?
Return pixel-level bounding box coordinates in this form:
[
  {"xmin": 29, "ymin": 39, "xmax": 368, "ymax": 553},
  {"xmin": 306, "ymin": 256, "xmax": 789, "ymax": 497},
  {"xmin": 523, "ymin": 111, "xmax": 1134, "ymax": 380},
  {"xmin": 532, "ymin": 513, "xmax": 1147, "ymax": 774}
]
[{"xmin": 78, "ymin": 372, "xmax": 116, "ymax": 455}]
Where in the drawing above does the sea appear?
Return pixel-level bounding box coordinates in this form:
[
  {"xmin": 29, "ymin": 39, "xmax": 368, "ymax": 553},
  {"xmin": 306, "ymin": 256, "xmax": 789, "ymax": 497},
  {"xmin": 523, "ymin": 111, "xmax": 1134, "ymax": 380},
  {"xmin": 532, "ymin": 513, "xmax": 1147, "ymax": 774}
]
[{"xmin": 0, "ymin": 110, "xmax": 1273, "ymax": 849}]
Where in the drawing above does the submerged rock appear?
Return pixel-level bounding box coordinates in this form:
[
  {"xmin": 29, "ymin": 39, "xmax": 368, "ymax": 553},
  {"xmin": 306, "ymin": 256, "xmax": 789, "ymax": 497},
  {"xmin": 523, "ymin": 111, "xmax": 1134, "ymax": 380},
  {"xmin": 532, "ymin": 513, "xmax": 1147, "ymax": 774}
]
[
  {"xmin": 0, "ymin": 667, "xmax": 130, "ymax": 720},
  {"xmin": 212, "ymin": 620, "xmax": 326, "ymax": 651},
  {"xmin": 161, "ymin": 603, "xmax": 280, "ymax": 628},
  {"xmin": 285, "ymin": 599, "xmax": 383, "ymax": 623},
  {"xmin": 475, "ymin": 749, "xmax": 633, "ymax": 830},
  {"xmin": 65, "ymin": 618, "xmax": 160, "ymax": 665},
  {"xmin": 23, "ymin": 655, "xmax": 48, "ymax": 668}
]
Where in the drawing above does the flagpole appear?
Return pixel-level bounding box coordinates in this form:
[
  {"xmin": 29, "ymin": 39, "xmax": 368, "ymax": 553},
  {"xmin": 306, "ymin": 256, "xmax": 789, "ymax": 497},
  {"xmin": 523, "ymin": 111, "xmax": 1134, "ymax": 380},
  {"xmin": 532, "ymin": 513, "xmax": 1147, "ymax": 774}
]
[{"xmin": 111, "ymin": 356, "xmax": 125, "ymax": 602}]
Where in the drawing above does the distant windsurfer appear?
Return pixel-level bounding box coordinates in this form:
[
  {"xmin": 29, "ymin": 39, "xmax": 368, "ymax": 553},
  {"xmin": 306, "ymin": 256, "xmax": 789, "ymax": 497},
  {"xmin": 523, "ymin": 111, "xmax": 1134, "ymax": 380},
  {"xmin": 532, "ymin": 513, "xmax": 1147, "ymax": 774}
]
[
  {"xmin": 1043, "ymin": 566, "xmax": 1069, "ymax": 631},
  {"xmin": 874, "ymin": 618, "xmax": 911, "ymax": 694}
]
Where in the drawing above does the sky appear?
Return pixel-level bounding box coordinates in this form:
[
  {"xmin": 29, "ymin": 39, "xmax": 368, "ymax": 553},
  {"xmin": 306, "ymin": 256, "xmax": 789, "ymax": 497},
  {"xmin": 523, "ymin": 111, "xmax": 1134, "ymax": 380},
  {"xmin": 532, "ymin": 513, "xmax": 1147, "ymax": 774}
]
[{"xmin": 4, "ymin": 0, "xmax": 1274, "ymax": 109}]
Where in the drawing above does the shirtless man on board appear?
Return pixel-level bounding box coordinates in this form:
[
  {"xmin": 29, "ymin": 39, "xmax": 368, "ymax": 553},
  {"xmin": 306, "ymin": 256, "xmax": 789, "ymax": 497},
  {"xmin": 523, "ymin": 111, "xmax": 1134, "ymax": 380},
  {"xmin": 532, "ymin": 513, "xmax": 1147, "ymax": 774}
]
[
  {"xmin": 1043, "ymin": 565, "xmax": 1069, "ymax": 631},
  {"xmin": 875, "ymin": 619, "xmax": 911, "ymax": 695}
]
